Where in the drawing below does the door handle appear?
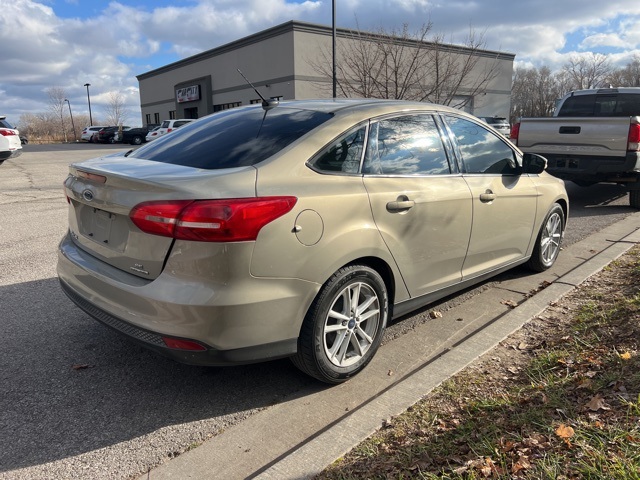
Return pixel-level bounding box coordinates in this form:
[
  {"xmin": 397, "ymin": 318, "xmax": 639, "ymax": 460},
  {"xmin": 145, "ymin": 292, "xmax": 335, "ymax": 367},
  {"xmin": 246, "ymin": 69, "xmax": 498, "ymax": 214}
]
[
  {"xmin": 386, "ymin": 196, "xmax": 415, "ymax": 212},
  {"xmin": 479, "ymin": 190, "xmax": 496, "ymax": 203}
]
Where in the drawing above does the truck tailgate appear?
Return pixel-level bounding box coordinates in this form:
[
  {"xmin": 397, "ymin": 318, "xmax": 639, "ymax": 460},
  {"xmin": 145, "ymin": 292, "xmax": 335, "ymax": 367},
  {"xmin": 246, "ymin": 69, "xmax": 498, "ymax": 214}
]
[{"xmin": 516, "ymin": 116, "xmax": 631, "ymax": 157}]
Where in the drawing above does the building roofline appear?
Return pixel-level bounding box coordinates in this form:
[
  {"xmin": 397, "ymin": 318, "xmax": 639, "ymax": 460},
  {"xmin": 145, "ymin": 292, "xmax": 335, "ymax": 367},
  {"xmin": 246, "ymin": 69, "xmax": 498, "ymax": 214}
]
[{"xmin": 136, "ymin": 20, "xmax": 515, "ymax": 81}]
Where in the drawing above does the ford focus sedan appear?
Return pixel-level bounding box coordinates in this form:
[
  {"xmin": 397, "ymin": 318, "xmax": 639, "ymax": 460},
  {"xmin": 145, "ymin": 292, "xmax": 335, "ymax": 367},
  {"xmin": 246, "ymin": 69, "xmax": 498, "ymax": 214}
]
[{"xmin": 57, "ymin": 99, "xmax": 568, "ymax": 383}]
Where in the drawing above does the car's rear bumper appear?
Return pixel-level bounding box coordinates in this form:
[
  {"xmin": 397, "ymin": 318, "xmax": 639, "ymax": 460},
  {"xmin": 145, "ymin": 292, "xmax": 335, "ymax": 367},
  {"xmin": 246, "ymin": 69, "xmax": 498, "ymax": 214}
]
[
  {"xmin": 0, "ymin": 148, "xmax": 21, "ymax": 162},
  {"xmin": 545, "ymin": 152, "xmax": 640, "ymax": 183},
  {"xmin": 59, "ymin": 278, "xmax": 298, "ymax": 365},
  {"xmin": 57, "ymin": 233, "xmax": 318, "ymax": 365}
]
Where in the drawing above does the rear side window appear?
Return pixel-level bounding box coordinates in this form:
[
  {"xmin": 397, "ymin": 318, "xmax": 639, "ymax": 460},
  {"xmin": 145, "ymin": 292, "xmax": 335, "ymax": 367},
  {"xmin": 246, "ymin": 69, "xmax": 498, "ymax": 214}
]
[
  {"xmin": 310, "ymin": 125, "xmax": 367, "ymax": 174},
  {"xmin": 363, "ymin": 115, "xmax": 451, "ymax": 175},
  {"xmin": 131, "ymin": 106, "xmax": 333, "ymax": 169}
]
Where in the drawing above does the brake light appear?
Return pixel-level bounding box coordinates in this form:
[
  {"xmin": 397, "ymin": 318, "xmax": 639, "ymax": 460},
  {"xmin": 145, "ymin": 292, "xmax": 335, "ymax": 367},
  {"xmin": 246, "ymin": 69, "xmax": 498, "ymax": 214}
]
[
  {"xmin": 628, "ymin": 122, "xmax": 640, "ymax": 152},
  {"xmin": 510, "ymin": 122, "xmax": 520, "ymax": 145},
  {"xmin": 167, "ymin": 128, "xmax": 173, "ymax": 132},
  {"xmin": 130, "ymin": 197, "xmax": 298, "ymax": 242},
  {"xmin": 0, "ymin": 129, "xmax": 17, "ymax": 136}
]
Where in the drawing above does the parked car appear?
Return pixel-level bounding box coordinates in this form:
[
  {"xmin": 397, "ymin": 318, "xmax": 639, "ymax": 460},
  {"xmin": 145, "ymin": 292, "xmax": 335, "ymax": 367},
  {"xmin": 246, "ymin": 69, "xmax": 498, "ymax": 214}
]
[
  {"xmin": 81, "ymin": 126, "xmax": 107, "ymax": 142},
  {"xmin": 112, "ymin": 127, "xmax": 133, "ymax": 143},
  {"xmin": 58, "ymin": 99, "xmax": 568, "ymax": 384},
  {"xmin": 95, "ymin": 126, "xmax": 130, "ymax": 144},
  {"xmin": 145, "ymin": 119, "xmax": 194, "ymax": 141},
  {"xmin": 479, "ymin": 116, "xmax": 511, "ymax": 137},
  {"xmin": 120, "ymin": 124, "xmax": 159, "ymax": 145},
  {"xmin": 0, "ymin": 116, "xmax": 22, "ymax": 165},
  {"xmin": 20, "ymin": 135, "xmax": 28, "ymax": 145}
]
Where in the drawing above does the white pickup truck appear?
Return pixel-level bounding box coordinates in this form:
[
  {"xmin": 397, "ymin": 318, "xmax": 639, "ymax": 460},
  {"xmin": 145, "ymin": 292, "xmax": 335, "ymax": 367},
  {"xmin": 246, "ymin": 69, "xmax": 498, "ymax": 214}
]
[{"xmin": 510, "ymin": 88, "xmax": 640, "ymax": 208}]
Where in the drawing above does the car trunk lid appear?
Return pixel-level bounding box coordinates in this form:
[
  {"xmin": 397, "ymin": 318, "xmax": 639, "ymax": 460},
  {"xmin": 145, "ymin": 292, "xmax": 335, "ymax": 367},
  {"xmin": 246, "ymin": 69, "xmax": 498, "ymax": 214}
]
[{"xmin": 64, "ymin": 156, "xmax": 257, "ymax": 280}]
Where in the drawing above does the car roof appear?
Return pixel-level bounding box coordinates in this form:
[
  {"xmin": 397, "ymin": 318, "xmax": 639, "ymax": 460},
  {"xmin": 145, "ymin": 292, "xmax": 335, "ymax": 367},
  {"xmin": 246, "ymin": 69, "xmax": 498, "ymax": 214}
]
[{"xmin": 566, "ymin": 87, "xmax": 640, "ymax": 97}]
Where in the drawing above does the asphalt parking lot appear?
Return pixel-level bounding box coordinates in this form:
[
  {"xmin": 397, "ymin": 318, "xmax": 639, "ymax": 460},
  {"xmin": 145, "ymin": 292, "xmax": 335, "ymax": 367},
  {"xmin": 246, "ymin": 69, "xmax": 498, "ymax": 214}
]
[{"xmin": 0, "ymin": 143, "xmax": 637, "ymax": 479}]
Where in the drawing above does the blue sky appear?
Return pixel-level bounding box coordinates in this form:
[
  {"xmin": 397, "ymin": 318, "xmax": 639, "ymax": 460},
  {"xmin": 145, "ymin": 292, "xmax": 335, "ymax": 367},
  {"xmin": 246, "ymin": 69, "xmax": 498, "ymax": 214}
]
[{"xmin": 2, "ymin": 0, "xmax": 640, "ymax": 126}]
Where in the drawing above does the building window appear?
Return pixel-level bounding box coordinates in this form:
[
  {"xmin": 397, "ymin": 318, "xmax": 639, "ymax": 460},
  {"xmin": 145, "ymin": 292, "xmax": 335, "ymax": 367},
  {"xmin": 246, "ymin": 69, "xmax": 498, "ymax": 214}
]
[
  {"xmin": 145, "ymin": 114, "xmax": 151, "ymax": 125},
  {"xmin": 213, "ymin": 102, "xmax": 242, "ymax": 112},
  {"xmin": 250, "ymin": 99, "xmax": 262, "ymax": 104},
  {"xmin": 154, "ymin": 113, "xmax": 160, "ymax": 124},
  {"xmin": 169, "ymin": 110, "xmax": 176, "ymax": 119}
]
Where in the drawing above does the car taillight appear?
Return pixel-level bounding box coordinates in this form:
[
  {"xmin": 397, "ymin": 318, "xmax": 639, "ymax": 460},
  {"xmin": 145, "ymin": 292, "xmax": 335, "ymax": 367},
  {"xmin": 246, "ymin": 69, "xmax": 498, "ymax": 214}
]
[
  {"xmin": 167, "ymin": 128, "xmax": 173, "ymax": 132},
  {"xmin": 510, "ymin": 122, "xmax": 520, "ymax": 145},
  {"xmin": 628, "ymin": 122, "xmax": 640, "ymax": 152},
  {"xmin": 130, "ymin": 197, "xmax": 298, "ymax": 242},
  {"xmin": 0, "ymin": 129, "xmax": 17, "ymax": 136}
]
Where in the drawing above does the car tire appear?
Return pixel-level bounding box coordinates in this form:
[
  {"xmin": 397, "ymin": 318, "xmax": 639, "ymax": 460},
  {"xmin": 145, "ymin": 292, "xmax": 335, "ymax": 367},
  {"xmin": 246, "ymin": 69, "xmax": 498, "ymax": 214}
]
[
  {"xmin": 630, "ymin": 190, "xmax": 640, "ymax": 209},
  {"xmin": 131, "ymin": 135, "xmax": 143, "ymax": 145},
  {"xmin": 109, "ymin": 137, "xmax": 115, "ymax": 144},
  {"xmin": 292, "ymin": 265, "xmax": 388, "ymax": 384},
  {"xmin": 526, "ymin": 203, "xmax": 564, "ymax": 272}
]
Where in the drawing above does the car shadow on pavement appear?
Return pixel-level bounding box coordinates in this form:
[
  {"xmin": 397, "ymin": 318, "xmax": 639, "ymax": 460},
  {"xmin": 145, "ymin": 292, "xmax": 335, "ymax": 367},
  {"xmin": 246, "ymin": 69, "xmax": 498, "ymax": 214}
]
[{"xmin": 0, "ymin": 277, "xmax": 322, "ymax": 472}]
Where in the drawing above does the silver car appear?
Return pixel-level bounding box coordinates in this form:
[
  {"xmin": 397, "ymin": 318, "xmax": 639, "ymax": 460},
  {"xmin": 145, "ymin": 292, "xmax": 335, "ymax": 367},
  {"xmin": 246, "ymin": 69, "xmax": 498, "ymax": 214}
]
[{"xmin": 58, "ymin": 99, "xmax": 568, "ymax": 383}]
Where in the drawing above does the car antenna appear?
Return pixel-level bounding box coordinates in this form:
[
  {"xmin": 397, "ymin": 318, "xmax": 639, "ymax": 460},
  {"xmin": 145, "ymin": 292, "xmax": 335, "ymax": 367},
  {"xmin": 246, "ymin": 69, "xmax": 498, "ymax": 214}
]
[{"xmin": 237, "ymin": 68, "xmax": 279, "ymax": 111}]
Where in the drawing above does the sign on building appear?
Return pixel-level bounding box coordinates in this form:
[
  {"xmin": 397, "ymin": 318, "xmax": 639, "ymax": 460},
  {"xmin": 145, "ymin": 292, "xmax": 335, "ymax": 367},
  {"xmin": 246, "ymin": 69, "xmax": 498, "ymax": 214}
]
[{"xmin": 176, "ymin": 85, "xmax": 200, "ymax": 103}]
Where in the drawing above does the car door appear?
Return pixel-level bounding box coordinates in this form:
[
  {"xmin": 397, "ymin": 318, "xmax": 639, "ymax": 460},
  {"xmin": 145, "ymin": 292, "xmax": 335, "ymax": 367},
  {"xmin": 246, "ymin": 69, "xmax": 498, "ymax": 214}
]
[
  {"xmin": 362, "ymin": 114, "xmax": 473, "ymax": 297},
  {"xmin": 442, "ymin": 114, "xmax": 538, "ymax": 280}
]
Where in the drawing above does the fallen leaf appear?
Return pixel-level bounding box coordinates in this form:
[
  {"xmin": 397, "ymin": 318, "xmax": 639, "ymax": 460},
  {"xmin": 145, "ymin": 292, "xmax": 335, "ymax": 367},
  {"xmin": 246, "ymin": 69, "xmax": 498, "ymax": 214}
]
[
  {"xmin": 619, "ymin": 351, "xmax": 632, "ymax": 360},
  {"xmin": 501, "ymin": 300, "xmax": 518, "ymax": 308},
  {"xmin": 555, "ymin": 424, "xmax": 575, "ymax": 439},
  {"xmin": 71, "ymin": 364, "xmax": 93, "ymax": 370},
  {"xmin": 576, "ymin": 378, "xmax": 593, "ymax": 389},
  {"xmin": 585, "ymin": 394, "xmax": 610, "ymax": 412},
  {"xmin": 429, "ymin": 310, "xmax": 443, "ymax": 319},
  {"xmin": 387, "ymin": 369, "xmax": 394, "ymax": 376}
]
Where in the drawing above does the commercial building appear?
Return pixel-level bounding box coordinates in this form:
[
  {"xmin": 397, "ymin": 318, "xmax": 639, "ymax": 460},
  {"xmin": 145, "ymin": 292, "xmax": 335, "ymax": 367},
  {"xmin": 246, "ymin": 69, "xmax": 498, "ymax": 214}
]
[{"xmin": 136, "ymin": 21, "xmax": 514, "ymax": 125}]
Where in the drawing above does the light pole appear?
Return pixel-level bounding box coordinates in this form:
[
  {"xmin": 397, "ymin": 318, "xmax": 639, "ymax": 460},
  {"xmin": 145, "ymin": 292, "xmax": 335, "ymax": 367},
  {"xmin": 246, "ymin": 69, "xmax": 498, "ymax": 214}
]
[
  {"xmin": 84, "ymin": 83, "xmax": 93, "ymax": 125},
  {"xmin": 332, "ymin": 0, "xmax": 336, "ymax": 98},
  {"xmin": 64, "ymin": 99, "xmax": 77, "ymax": 142}
]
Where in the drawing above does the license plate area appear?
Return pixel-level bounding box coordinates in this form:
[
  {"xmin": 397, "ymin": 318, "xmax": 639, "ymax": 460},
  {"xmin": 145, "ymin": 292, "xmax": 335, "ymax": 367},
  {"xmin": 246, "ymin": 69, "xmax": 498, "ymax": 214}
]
[{"xmin": 78, "ymin": 205, "xmax": 128, "ymax": 252}]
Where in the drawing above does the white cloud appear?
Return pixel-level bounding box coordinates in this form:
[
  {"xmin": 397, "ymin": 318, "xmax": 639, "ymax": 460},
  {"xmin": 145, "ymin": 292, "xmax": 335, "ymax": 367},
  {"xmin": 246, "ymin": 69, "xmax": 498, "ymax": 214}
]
[{"xmin": 1, "ymin": 0, "xmax": 640, "ymax": 124}]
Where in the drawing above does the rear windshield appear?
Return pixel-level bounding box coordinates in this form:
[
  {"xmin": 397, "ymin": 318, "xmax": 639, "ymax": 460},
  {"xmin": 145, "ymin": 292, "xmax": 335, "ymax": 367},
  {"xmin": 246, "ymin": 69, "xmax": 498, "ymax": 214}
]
[
  {"xmin": 130, "ymin": 106, "xmax": 333, "ymax": 169},
  {"xmin": 557, "ymin": 93, "xmax": 640, "ymax": 117}
]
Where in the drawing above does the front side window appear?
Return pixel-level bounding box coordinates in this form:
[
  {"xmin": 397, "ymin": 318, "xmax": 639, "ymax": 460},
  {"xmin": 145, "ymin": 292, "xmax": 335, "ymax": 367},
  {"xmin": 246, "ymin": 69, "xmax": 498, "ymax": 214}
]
[
  {"xmin": 310, "ymin": 125, "xmax": 367, "ymax": 173},
  {"xmin": 445, "ymin": 116, "xmax": 518, "ymax": 175},
  {"xmin": 363, "ymin": 115, "xmax": 451, "ymax": 175}
]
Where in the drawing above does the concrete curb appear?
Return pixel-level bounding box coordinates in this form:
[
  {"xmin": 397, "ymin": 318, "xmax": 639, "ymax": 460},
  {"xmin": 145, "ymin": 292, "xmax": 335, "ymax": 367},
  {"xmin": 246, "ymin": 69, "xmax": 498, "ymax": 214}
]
[{"xmin": 255, "ymin": 218, "xmax": 640, "ymax": 479}]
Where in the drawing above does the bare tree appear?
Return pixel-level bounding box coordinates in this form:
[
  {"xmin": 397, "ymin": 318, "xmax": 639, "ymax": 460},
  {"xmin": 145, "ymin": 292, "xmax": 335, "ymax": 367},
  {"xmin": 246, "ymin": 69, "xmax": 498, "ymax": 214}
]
[
  {"xmin": 104, "ymin": 91, "xmax": 129, "ymax": 126},
  {"xmin": 47, "ymin": 87, "xmax": 68, "ymax": 142},
  {"xmin": 511, "ymin": 66, "xmax": 566, "ymax": 120},
  {"xmin": 562, "ymin": 53, "xmax": 612, "ymax": 90},
  {"xmin": 308, "ymin": 22, "xmax": 501, "ymax": 108},
  {"xmin": 606, "ymin": 54, "xmax": 640, "ymax": 87}
]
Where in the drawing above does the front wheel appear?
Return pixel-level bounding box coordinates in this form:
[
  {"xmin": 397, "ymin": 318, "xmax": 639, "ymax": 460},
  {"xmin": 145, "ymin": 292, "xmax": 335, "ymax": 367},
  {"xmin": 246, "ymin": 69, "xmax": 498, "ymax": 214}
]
[
  {"xmin": 526, "ymin": 203, "xmax": 564, "ymax": 272},
  {"xmin": 131, "ymin": 135, "xmax": 143, "ymax": 145},
  {"xmin": 629, "ymin": 190, "xmax": 640, "ymax": 209},
  {"xmin": 292, "ymin": 265, "xmax": 388, "ymax": 384}
]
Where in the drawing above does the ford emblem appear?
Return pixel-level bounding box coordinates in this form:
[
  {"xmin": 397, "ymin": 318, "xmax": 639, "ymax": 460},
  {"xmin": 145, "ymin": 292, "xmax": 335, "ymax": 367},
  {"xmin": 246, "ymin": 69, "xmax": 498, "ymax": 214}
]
[{"xmin": 82, "ymin": 189, "xmax": 94, "ymax": 202}]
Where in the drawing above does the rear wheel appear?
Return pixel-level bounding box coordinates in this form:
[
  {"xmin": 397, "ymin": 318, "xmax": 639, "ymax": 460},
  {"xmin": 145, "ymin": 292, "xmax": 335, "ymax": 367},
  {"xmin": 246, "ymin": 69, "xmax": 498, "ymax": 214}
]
[
  {"xmin": 630, "ymin": 190, "xmax": 640, "ymax": 209},
  {"xmin": 131, "ymin": 135, "xmax": 143, "ymax": 145},
  {"xmin": 526, "ymin": 203, "xmax": 564, "ymax": 272},
  {"xmin": 292, "ymin": 265, "xmax": 388, "ymax": 383}
]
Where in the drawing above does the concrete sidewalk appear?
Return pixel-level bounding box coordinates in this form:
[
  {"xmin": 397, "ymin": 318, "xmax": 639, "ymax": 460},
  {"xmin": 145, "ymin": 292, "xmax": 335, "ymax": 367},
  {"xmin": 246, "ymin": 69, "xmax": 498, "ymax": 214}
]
[{"xmin": 143, "ymin": 212, "xmax": 640, "ymax": 480}]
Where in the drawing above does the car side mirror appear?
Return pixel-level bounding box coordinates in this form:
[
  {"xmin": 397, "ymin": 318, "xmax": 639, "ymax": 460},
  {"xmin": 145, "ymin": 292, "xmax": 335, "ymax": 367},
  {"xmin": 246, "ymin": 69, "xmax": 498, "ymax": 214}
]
[{"xmin": 522, "ymin": 153, "xmax": 547, "ymax": 174}]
